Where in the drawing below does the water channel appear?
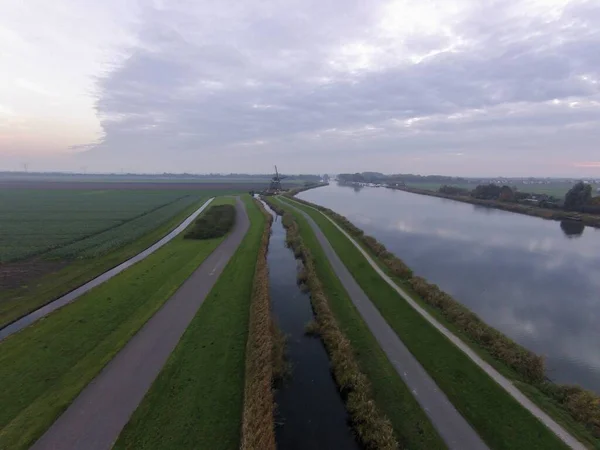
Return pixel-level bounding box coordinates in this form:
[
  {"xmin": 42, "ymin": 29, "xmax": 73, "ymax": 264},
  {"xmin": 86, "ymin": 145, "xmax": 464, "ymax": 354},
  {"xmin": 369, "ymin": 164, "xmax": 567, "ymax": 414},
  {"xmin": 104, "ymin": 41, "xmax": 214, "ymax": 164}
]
[
  {"xmin": 262, "ymin": 202, "xmax": 360, "ymax": 449},
  {"xmin": 298, "ymin": 184, "xmax": 600, "ymax": 394}
]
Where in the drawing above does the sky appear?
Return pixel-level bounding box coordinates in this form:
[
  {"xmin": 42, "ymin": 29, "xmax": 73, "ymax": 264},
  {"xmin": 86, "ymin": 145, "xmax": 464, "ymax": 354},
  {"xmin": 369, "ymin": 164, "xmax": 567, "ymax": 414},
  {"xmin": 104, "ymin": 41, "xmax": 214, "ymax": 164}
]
[{"xmin": 1, "ymin": 0, "xmax": 599, "ymax": 176}]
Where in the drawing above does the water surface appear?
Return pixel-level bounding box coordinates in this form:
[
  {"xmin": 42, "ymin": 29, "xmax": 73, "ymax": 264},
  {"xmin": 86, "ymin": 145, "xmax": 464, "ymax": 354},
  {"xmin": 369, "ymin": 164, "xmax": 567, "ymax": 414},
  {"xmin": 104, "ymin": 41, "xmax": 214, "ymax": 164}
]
[
  {"xmin": 263, "ymin": 202, "xmax": 360, "ymax": 449},
  {"xmin": 298, "ymin": 185, "xmax": 600, "ymax": 393}
]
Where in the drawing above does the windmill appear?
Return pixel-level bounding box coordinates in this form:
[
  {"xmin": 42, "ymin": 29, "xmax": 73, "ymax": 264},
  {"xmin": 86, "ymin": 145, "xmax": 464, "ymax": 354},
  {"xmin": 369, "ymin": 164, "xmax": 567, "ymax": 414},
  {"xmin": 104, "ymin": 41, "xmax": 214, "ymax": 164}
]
[{"xmin": 269, "ymin": 165, "xmax": 287, "ymax": 192}]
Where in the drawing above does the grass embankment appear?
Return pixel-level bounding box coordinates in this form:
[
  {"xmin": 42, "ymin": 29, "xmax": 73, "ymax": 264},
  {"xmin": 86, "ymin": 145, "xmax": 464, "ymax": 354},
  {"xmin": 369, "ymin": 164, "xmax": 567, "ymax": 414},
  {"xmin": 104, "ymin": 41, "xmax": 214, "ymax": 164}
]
[
  {"xmin": 267, "ymin": 197, "xmax": 444, "ymax": 450},
  {"xmin": 0, "ymin": 197, "xmax": 209, "ymax": 328},
  {"xmin": 0, "ymin": 197, "xmax": 234, "ymax": 450},
  {"xmin": 286, "ymin": 196, "xmax": 600, "ymax": 448},
  {"xmin": 281, "ymin": 196, "xmax": 571, "ymax": 450},
  {"xmin": 241, "ymin": 200, "xmax": 276, "ymax": 450},
  {"xmin": 185, "ymin": 203, "xmax": 236, "ymax": 239},
  {"xmin": 113, "ymin": 197, "xmax": 265, "ymax": 450}
]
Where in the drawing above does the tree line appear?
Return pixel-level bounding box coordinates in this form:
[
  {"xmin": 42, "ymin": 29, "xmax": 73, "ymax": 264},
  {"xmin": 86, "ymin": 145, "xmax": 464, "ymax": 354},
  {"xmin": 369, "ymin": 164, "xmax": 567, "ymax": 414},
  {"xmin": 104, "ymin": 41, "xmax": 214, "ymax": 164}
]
[{"xmin": 438, "ymin": 181, "xmax": 600, "ymax": 214}]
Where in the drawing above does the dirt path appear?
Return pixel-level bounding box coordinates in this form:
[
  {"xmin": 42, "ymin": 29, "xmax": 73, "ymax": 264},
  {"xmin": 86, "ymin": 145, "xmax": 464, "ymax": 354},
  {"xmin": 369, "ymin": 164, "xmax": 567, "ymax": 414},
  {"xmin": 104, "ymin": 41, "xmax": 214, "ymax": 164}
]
[
  {"xmin": 285, "ymin": 197, "xmax": 585, "ymax": 450},
  {"xmin": 0, "ymin": 198, "xmax": 215, "ymax": 341},
  {"xmin": 30, "ymin": 198, "xmax": 249, "ymax": 450}
]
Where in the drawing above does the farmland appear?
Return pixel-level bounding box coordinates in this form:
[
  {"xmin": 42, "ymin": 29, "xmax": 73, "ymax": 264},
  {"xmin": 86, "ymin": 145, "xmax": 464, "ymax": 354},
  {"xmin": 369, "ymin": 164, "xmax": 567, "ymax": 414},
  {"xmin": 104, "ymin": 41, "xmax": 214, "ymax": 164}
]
[
  {"xmin": 0, "ymin": 183, "xmax": 252, "ymax": 328},
  {"xmin": 0, "ymin": 189, "xmax": 202, "ymax": 262}
]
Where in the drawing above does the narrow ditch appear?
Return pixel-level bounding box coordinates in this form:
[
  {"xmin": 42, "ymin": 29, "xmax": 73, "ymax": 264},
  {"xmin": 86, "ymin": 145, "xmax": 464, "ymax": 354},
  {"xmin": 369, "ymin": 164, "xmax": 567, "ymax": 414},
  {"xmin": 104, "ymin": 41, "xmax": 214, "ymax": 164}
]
[{"xmin": 262, "ymin": 201, "xmax": 360, "ymax": 450}]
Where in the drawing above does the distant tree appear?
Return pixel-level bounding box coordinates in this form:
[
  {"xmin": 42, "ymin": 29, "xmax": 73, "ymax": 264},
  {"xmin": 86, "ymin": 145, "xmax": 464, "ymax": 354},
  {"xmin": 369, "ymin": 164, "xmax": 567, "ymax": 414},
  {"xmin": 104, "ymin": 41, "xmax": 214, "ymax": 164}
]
[
  {"xmin": 498, "ymin": 186, "xmax": 514, "ymax": 202},
  {"xmin": 472, "ymin": 184, "xmax": 502, "ymax": 200},
  {"xmin": 564, "ymin": 182, "xmax": 592, "ymax": 210}
]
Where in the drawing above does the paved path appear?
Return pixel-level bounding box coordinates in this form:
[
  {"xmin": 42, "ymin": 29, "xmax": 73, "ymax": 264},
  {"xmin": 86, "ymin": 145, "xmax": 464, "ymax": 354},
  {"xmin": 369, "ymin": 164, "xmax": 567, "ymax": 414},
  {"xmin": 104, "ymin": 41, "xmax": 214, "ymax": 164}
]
[
  {"xmin": 0, "ymin": 198, "xmax": 216, "ymax": 342},
  {"xmin": 31, "ymin": 197, "xmax": 249, "ymax": 450},
  {"xmin": 283, "ymin": 199, "xmax": 488, "ymax": 450},
  {"xmin": 284, "ymin": 197, "xmax": 585, "ymax": 450}
]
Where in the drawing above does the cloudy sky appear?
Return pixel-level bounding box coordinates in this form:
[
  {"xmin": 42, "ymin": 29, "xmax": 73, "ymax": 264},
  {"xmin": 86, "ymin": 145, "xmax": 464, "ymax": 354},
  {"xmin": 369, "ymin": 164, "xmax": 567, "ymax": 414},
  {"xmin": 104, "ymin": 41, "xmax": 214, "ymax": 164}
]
[{"xmin": 1, "ymin": 0, "xmax": 599, "ymax": 176}]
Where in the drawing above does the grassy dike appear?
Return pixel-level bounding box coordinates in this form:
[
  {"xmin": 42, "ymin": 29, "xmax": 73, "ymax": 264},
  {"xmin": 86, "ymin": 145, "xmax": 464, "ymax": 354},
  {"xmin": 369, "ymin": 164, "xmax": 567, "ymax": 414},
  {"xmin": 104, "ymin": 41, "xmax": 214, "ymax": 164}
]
[
  {"xmin": 113, "ymin": 197, "xmax": 266, "ymax": 450},
  {"xmin": 240, "ymin": 200, "xmax": 275, "ymax": 450},
  {"xmin": 0, "ymin": 196, "xmax": 208, "ymax": 328},
  {"xmin": 0, "ymin": 197, "xmax": 234, "ymax": 450},
  {"xmin": 280, "ymin": 196, "xmax": 572, "ymax": 450},
  {"xmin": 267, "ymin": 197, "xmax": 445, "ymax": 450}
]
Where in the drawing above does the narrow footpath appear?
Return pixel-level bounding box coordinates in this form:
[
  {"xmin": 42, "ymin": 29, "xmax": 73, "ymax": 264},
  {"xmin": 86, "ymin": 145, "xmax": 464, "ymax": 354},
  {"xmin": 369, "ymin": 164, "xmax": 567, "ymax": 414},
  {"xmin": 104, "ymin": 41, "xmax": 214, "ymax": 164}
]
[
  {"xmin": 285, "ymin": 197, "xmax": 585, "ymax": 450},
  {"xmin": 284, "ymin": 200, "xmax": 488, "ymax": 450},
  {"xmin": 0, "ymin": 197, "xmax": 216, "ymax": 342},
  {"xmin": 31, "ymin": 198, "xmax": 249, "ymax": 450}
]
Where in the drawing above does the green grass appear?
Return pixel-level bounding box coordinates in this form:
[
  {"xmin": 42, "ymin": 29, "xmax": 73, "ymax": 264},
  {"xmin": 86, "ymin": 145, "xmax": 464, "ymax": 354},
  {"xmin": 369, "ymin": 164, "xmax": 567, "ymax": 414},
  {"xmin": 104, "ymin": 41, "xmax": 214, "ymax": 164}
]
[
  {"xmin": 0, "ymin": 199, "xmax": 236, "ymax": 450},
  {"xmin": 0, "ymin": 198, "xmax": 210, "ymax": 328},
  {"xmin": 281, "ymin": 197, "xmax": 569, "ymax": 450},
  {"xmin": 270, "ymin": 197, "xmax": 446, "ymax": 450},
  {"xmin": 114, "ymin": 196, "xmax": 264, "ymax": 450}
]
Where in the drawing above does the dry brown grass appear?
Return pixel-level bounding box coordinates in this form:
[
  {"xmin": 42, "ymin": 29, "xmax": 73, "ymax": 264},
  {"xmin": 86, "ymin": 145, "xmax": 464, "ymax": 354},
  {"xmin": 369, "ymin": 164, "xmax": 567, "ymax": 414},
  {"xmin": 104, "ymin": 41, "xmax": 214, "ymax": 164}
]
[
  {"xmin": 304, "ymin": 320, "xmax": 320, "ymax": 336},
  {"xmin": 272, "ymin": 201, "xmax": 399, "ymax": 450},
  {"xmin": 240, "ymin": 200, "xmax": 276, "ymax": 450},
  {"xmin": 271, "ymin": 319, "xmax": 290, "ymax": 382}
]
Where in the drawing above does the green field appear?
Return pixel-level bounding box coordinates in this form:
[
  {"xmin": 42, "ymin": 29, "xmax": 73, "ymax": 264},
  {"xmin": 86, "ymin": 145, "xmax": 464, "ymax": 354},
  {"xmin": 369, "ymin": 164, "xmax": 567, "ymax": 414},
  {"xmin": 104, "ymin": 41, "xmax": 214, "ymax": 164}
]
[
  {"xmin": 282, "ymin": 197, "xmax": 568, "ymax": 450},
  {"xmin": 0, "ymin": 199, "xmax": 233, "ymax": 450},
  {"xmin": 270, "ymin": 197, "xmax": 444, "ymax": 449},
  {"xmin": 0, "ymin": 189, "xmax": 204, "ymax": 262},
  {"xmin": 114, "ymin": 196, "xmax": 263, "ymax": 450}
]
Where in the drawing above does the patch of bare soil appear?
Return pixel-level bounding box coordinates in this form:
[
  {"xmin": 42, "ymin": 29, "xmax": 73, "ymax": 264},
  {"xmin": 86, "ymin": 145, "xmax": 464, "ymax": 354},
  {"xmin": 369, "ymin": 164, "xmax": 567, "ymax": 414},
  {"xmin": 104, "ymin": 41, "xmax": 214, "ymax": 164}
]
[{"xmin": 0, "ymin": 258, "xmax": 67, "ymax": 290}]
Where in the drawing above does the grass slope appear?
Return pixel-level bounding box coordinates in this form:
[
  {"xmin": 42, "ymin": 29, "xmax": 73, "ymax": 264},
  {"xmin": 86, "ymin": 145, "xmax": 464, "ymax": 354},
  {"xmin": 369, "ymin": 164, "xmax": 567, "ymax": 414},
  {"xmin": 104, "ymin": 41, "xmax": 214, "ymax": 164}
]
[
  {"xmin": 281, "ymin": 197, "xmax": 568, "ymax": 450},
  {"xmin": 113, "ymin": 196, "xmax": 264, "ymax": 450},
  {"xmin": 0, "ymin": 198, "xmax": 206, "ymax": 328},
  {"xmin": 270, "ymin": 197, "xmax": 445, "ymax": 450},
  {"xmin": 0, "ymin": 198, "xmax": 235, "ymax": 450}
]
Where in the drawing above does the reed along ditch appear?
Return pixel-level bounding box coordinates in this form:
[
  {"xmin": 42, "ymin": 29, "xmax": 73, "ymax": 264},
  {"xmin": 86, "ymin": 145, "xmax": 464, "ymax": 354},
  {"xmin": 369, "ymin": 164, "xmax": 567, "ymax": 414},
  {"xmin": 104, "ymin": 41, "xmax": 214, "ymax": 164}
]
[{"xmin": 261, "ymin": 201, "xmax": 360, "ymax": 450}]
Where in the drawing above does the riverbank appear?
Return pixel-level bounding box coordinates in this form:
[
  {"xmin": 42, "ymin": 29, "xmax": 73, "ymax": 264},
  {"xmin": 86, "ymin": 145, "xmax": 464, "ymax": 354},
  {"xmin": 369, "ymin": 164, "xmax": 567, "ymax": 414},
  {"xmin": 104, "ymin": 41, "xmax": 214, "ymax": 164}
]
[
  {"xmin": 240, "ymin": 200, "xmax": 275, "ymax": 450},
  {"xmin": 389, "ymin": 185, "xmax": 600, "ymax": 228},
  {"xmin": 265, "ymin": 197, "xmax": 406, "ymax": 450},
  {"xmin": 284, "ymin": 194, "xmax": 599, "ymax": 449}
]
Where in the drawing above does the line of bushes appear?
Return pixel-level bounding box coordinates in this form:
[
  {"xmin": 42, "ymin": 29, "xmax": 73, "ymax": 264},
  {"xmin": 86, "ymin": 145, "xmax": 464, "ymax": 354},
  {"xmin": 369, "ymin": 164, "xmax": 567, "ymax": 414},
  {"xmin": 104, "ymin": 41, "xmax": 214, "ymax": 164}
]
[
  {"xmin": 266, "ymin": 197, "xmax": 398, "ymax": 450},
  {"xmin": 285, "ymin": 194, "xmax": 600, "ymax": 439},
  {"xmin": 184, "ymin": 204, "xmax": 236, "ymax": 240},
  {"xmin": 240, "ymin": 200, "xmax": 275, "ymax": 450}
]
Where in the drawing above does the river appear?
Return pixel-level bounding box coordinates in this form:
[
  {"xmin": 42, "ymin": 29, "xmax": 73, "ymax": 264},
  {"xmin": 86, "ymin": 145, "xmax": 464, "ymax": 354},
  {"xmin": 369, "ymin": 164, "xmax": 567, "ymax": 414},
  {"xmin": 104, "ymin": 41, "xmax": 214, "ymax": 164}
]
[{"xmin": 298, "ymin": 184, "xmax": 600, "ymax": 394}]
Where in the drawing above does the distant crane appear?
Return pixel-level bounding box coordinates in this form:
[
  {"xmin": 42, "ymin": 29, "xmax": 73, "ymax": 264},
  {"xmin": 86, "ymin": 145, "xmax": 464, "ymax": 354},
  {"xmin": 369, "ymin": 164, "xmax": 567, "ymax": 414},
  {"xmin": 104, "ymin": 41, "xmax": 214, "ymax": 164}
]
[{"xmin": 269, "ymin": 165, "xmax": 287, "ymax": 192}]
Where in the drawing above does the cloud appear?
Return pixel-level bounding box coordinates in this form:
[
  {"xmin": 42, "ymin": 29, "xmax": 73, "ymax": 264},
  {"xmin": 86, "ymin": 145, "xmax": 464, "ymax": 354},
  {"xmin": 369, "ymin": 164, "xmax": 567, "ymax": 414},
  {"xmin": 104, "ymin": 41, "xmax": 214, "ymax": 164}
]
[
  {"xmin": 16, "ymin": 79, "xmax": 57, "ymax": 97},
  {"xmin": 3, "ymin": 0, "xmax": 600, "ymax": 174}
]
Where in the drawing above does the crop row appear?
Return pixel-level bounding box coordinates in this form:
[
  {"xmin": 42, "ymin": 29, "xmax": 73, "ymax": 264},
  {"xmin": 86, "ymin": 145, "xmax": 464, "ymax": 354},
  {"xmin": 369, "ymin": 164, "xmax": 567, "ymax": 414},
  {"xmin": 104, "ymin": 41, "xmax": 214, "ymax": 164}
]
[
  {"xmin": 46, "ymin": 196, "xmax": 200, "ymax": 259},
  {"xmin": 0, "ymin": 189, "xmax": 199, "ymax": 262}
]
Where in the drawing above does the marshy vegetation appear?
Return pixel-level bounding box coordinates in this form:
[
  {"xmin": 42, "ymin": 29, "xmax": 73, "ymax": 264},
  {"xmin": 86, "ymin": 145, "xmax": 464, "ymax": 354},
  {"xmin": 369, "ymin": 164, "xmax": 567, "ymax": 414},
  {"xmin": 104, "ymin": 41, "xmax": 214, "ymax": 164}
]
[
  {"xmin": 287, "ymin": 194, "xmax": 600, "ymax": 442},
  {"xmin": 267, "ymin": 198, "xmax": 398, "ymax": 450},
  {"xmin": 184, "ymin": 204, "xmax": 236, "ymax": 240},
  {"xmin": 240, "ymin": 200, "xmax": 276, "ymax": 450}
]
